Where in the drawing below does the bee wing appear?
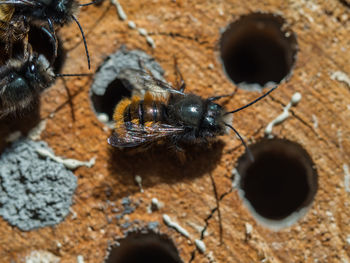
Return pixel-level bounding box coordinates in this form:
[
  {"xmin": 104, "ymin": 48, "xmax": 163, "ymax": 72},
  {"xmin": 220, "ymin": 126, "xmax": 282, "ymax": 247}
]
[
  {"xmin": 0, "ymin": 0, "xmax": 38, "ymax": 6},
  {"xmin": 118, "ymin": 68, "xmax": 185, "ymax": 97},
  {"xmin": 108, "ymin": 122, "xmax": 184, "ymax": 148}
]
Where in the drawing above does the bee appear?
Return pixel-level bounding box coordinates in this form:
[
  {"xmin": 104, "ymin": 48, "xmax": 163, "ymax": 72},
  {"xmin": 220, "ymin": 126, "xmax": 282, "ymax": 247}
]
[
  {"xmin": 108, "ymin": 68, "xmax": 276, "ymax": 159},
  {"xmin": 0, "ymin": 45, "xmax": 55, "ymax": 117},
  {"xmin": 0, "ymin": 0, "xmax": 95, "ymax": 68},
  {"xmin": 0, "ymin": 40, "xmax": 90, "ymax": 118}
]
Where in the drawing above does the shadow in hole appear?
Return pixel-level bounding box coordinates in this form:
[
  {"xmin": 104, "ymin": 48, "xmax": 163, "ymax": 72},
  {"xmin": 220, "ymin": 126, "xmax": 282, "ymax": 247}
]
[
  {"xmin": 104, "ymin": 140, "xmax": 225, "ymax": 199},
  {"xmin": 0, "ymin": 103, "xmax": 40, "ymax": 153}
]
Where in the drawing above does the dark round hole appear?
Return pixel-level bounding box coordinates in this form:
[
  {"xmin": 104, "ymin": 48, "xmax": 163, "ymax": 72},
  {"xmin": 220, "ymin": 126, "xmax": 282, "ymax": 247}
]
[
  {"xmin": 236, "ymin": 139, "xmax": 317, "ymax": 227},
  {"xmin": 105, "ymin": 231, "xmax": 183, "ymax": 263},
  {"xmin": 220, "ymin": 13, "xmax": 298, "ymax": 90},
  {"xmin": 91, "ymin": 78, "xmax": 131, "ymax": 124},
  {"xmin": 28, "ymin": 26, "xmax": 66, "ymax": 74}
]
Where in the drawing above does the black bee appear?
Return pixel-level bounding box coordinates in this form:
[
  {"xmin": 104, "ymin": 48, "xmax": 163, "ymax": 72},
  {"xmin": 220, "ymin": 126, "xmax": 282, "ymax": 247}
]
[
  {"xmin": 0, "ymin": 40, "xmax": 90, "ymax": 118},
  {"xmin": 108, "ymin": 69, "xmax": 276, "ymax": 159},
  {"xmin": 0, "ymin": 47, "xmax": 55, "ymax": 117},
  {"xmin": 0, "ymin": 0, "xmax": 95, "ymax": 68}
]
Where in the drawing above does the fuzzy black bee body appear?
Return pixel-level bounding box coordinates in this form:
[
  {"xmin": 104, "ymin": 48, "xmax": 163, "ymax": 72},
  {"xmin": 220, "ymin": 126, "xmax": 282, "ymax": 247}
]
[
  {"xmin": 0, "ymin": 52, "xmax": 54, "ymax": 117},
  {"xmin": 0, "ymin": 0, "xmax": 91, "ymax": 68},
  {"xmin": 10, "ymin": 0, "xmax": 79, "ymax": 26}
]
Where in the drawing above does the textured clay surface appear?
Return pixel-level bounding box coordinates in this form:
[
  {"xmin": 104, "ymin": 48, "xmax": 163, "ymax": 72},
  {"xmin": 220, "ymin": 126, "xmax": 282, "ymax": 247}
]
[{"xmin": 0, "ymin": 0, "xmax": 350, "ymax": 262}]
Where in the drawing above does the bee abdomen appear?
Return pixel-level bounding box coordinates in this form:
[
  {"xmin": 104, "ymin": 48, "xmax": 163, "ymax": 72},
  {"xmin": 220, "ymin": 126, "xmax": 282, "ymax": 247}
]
[{"xmin": 123, "ymin": 99, "xmax": 167, "ymax": 126}]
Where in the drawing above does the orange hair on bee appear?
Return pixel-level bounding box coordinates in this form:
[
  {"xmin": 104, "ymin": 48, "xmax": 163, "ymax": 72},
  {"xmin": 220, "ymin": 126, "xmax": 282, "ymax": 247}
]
[
  {"xmin": 113, "ymin": 98, "xmax": 131, "ymax": 126},
  {"xmin": 131, "ymin": 119, "xmax": 139, "ymax": 125},
  {"xmin": 144, "ymin": 92, "xmax": 153, "ymax": 103},
  {"xmin": 131, "ymin": 95, "xmax": 141, "ymax": 103}
]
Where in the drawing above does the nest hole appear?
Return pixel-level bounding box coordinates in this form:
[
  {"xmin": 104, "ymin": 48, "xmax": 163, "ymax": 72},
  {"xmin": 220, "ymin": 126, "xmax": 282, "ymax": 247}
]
[
  {"xmin": 91, "ymin": 78, "xmax": 131, "ymax": 125},
  {"xmin": 219, "ymin": 13, "xmax": 298, "ymax": 90},
  {"xmin": 236, "ymin": 138, "xmax": 317, "ymax": 228},
  {"xmin": 105, "ymin": 231, "xmax": 183, "ymax": 263}
]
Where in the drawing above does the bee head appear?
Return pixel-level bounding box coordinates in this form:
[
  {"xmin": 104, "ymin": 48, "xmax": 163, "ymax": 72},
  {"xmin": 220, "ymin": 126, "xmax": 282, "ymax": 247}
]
[
  {"xmin": 200, "ymin": 102, "xmax": 228, "ymax": 135},
  {"xmin": 21, "ymin": 54, "xmax": 55, "ymax": 92}
]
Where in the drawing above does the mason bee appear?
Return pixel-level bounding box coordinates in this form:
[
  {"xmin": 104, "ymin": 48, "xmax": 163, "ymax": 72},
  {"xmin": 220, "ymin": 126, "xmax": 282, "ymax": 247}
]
[
  {"xmin": 0, "ymin": 40, "xmax": 90, "ymax": 118},
  {"xmin": 0, "ymin": 46, "xmax": 55, "ymax": 117},
  {"xmin": 108, "ymin": 69, "xmax": 276, "ymax": 159},
  {"xmin": 0, "ymin": 0, "xmax": 95, "ymax": 68}
]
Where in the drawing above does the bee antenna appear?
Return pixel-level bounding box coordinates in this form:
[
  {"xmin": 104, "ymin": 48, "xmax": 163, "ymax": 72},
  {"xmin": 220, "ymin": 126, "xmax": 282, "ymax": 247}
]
[
  {"xmin": 56, "ymin": 73, "xmax": 92, "ymax": 77},
  {"xmin": 224, "ymin": 123, "xmax": 254, "ymax": 162},
  {"xmin": 79, "ymin": 0, "xmax": 99, "ymax": 6},
  {"xmin": 225, "ymin": 86, "xmax": 277, "ymax": 115},
  {"xmin": 71, "ymin": 15, "xmax": 91, "ymax": 70}
]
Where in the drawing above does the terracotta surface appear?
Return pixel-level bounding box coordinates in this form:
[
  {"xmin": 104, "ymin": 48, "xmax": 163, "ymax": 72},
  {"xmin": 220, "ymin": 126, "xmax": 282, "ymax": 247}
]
[{"xmin": 1, "ymin": 0, "xmax": 350, "ymax": 262}]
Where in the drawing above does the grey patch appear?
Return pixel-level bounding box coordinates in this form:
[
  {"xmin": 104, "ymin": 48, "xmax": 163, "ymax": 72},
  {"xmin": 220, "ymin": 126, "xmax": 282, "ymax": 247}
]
[
  {"xmin": 121, "ymin": 197, "xmax": 131, "ymax": 206},
  {"xmin": 147, "ymin": 221, "xmax": 159, "ymax": 230},
  {"xmin": 91, "ymin": 46, "xmax": 164, "ymax": 97},
  {"xmin": 121, "ymin": 222, "xmax": 132, "ymax": 229},
  {"xmin": 115, "ymin": 197, "xmax": 137, "ymax": 220},
  {"xmin": 0, "ymin": 138, "xmax": 77, "ymax": 231},
  {"xmin": 123, "ymin": 206, "xmax": 135, "ymax": 215},
  {"xmin": 112, "ymin": 208, "xmax": 120, "ymax": 213}
]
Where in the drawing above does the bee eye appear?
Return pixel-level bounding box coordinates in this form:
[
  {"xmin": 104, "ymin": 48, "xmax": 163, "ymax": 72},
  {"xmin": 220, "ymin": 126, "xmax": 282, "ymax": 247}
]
[
  {"xmin": 30, "ymin": 63, "xmax": 36, "ymax": 73},
  {"xmin": 209, "ymin": 104, "xmax": 219, "ymax": 110}
]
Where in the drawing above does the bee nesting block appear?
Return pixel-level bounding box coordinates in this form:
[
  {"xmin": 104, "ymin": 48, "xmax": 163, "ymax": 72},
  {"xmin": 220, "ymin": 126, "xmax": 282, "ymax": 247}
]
[{"xmin": 1, "ymin": 0, "xmax": 350, "ymax": 262}]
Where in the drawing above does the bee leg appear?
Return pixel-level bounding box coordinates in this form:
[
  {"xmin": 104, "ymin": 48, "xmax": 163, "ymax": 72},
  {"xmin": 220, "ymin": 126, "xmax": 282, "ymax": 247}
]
[
  {"xmin": 173, "ymin": 56, "xmax": 186, "ymax": 92},
  {"xmin": 44, "ymin": 18, "xmax": 58, "ymax": 66},
  {"xmin": 207, "ymin": 86, "xmax": 238, "ymax": 102},
  {"xmin": 170, "ymin": 141, "xmax": 186, "ymax": 163}
]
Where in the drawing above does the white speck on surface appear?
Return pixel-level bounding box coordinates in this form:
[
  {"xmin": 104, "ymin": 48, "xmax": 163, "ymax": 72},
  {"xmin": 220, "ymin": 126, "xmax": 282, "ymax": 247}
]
[
  {"xmin": 134, "ymin": 175, "xmax": 144, "ymax": 193},
  {"xmin": 128, "ymin": 21, "xmax": 136, "ymax": 29},
  {"xmin": 70, "ymin": 208, "xmax": 77, "ymax": 220},
  {"xmin": 347, "ymin": 235, "xmax": 350, "ymax": 244},
  {"xmin": 344, "ymin": 164, "xmax": 350, "ymax": 193},
  {"xmin": 331, "ymin": 71, "xmax": 350, "ymax": 88},
  {"xmin": 245, "ymin": 223, "xmax": 253, "ymax": 235},
  {"xmin": 231, "ymin": 168, "xmax": 240, "ymax": 188},
  {"xmin": 208, "ymin": 63, "xmax": 214, "ymax": 69},
  {"xmin": 25, "ymin": 250, "xmax": 60, "ymax": 263},
  {"xmin": 151, "ymin": 197, "xmax": 163, "ymax": 211},
  {"xmin": 218, "ymin": 8, "xmax": 224, "ymax": 16},
  {"xmin": 36, "ymin": 148, "xmax": 96, "ymax": 170},
  {"xmin": 163, "ymin": 214, "xmax": 190, "ymax": 239},
  {"xmin": 111, "ymin": 0, "xmax": 127, "ymax": 20},
  {"xmin": 5, "ymin": 131, "xmax": 22, "ymax": 142},
  {"xmin": 146, "ymin": 36, "xmax": 156, "ymax": 48},
  {"xmin": 77, "ymin": 255, "xmax": 84, "ymax": 263},
  {"xmin": 312, "ymin": 114, "xmax": 318, "ymax": 129},
  {"xmin": 138, "ymin": 28, "xmax": 147, "ymax": 36},
  {"xmin": 97, "ymin": 113, "xmax": 109, "ymax": 123},
  {"xmin": 265, "ymin": 92, "xmax": 302, "ymax": 137},
  {"xmin": 195, "ymin": 239, "xmax": 206, "ymax": 253},
  {"xmin": 28, "ymin": 120, "xmax": 47, "ymax": 140},
  {"xmin": 207, "ymin": 251, "xmax": 216, "ymax": 263}
]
